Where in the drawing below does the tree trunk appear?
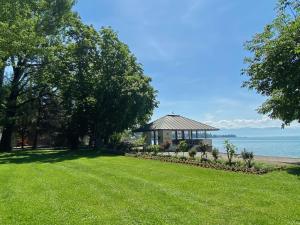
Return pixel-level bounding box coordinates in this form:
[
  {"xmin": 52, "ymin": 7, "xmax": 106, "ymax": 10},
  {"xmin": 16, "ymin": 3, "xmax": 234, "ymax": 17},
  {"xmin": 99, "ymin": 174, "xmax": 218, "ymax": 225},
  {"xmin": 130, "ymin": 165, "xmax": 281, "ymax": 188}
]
[
  {"xmin": 0, "ymin": 125, "xmax": 14, "ymax": 152},
  {"xmin": 0, "ymin": 66, "xmax": 4, "ymax": 88},
  {"xmin": 69, "ymin": 135, "xmax": 79, "ymax": 150},
  {"xmin": 33, "ymin": 102, "xmax": 42, "ymax": 150},
  {"xmin": 0, "ymin": 99, "xmax": 18, "ymax": 152},
  {"xmin": 32, "ymin": 129, "xmax": 38, "ymax": 150},
  {"xmin": 94, "ymin": 137, "xmax": 103, "ymax": 150},
  {"xmin": 21, "ymin": 128, "xmax": 25, "ymax": 150},
  {"xmin": 0, "ymin": 64, "xmax": 22, "ymax": 152},
  {"xmin": 93, "ymin": 123, "xmax": 104, "ymax": 150},
  {"xmin": 0, "ymin": 57, "xmax": 6, "ymax": 88}
]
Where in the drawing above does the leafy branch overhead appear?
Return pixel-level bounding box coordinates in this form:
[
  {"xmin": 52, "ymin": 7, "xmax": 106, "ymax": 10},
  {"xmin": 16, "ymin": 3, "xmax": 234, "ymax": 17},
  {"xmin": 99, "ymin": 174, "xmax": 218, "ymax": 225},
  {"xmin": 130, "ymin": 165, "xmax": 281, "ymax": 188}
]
[{"xmin": 243, "ymin": 0, "xmax": 300, "ymax": 126}]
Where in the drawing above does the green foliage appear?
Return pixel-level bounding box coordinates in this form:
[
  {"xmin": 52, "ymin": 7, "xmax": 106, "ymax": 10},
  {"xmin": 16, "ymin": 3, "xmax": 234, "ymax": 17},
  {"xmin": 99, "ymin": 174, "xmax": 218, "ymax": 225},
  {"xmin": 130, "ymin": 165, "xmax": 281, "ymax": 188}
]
[
  {"xmin": 188, "ymin": 148, "xmax": 197, "ymax": 159},
  {"xmin": 241, "ymin": 149, "xmax": 254, "ymax": 168},
  {"xmin": 0, "ymin": 0, "xmax": 77, "ymax": 151},
  {"xmin": 93, "ymin": 28, "xmax": 158, "ymax": 147},
  {"xmin": 224, "ymin": 140, "xmax": 236, "ymax": 166},
  {"xmin": 129, "ymin": 152, "xmax": 282, "ymax": 174},
  {"xmin": 196, "ymin": 143, "xmax": 209, "ymax": 161},
  {"xmin": 132, "ymin": 135, "xmax": 146, "ymax": 148},
  {"xmin": 0, "ymin": 1, "xmax": 157, "ymax": 151},
  {"xmin": 212, "ymin": 147, "xmax": 220, "ymax": 162},
  {"xmin": 108, "ymin": 133, "xmax": 123, "ymax": 148},
  {"xmin": 147, "ymin": 145, "xmax": 161, "ymax": 156},
  {"xmin": 243, "ymin": 0, "xmax": 300, "ymax": 126},
  {"xmin": 174, "ymin": 147, "xmax": 180, "ymax": 157},
  {"xmin": 179, "ymin": 156, "xmax": 187, "ymax": 161},
  {"xmin": 161, "ymin": 141, "xmax": 171, "ymax": 151},
  {"xmin": 178, "ymin": 140, "xmax": 189, "ymax": 156}
]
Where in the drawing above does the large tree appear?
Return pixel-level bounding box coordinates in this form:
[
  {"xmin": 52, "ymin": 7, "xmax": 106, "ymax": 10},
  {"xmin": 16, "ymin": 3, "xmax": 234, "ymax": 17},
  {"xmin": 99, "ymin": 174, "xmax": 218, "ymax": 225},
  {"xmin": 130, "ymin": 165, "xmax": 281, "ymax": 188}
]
[
  {"xmin": 53, "ymin": 26, "xmax": 158, "ymax": 149},
  {"xmin": 52, "ymin": 22, "xmax": 101, "ymax": 149},
  {"xmin": 243, "ymin": 0, "xmax": 300, "ymax": 126},
  {"xmin": 0, "ymin": 0, "xmax": 76, "ymax": 151},
  {"xmin": 94, "ymin": 28, "xmax": 157, "ymax": 147},
  {"xmin": 0, "ymin": 1, "xmax": 157, "ymax": 151}
]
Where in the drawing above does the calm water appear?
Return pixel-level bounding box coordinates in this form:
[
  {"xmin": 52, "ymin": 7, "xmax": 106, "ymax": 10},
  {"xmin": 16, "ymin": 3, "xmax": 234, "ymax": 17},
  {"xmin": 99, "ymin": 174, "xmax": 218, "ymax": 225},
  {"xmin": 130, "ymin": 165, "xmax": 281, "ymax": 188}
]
[{"xmin": 212, "ymin": 136, "xmax": 300, "ymax": 158}]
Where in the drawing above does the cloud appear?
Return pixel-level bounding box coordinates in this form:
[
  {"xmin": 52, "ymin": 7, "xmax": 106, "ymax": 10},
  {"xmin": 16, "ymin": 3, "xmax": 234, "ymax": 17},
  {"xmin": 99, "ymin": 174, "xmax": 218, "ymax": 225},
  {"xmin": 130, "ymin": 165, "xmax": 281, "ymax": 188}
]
[
  {"xmin": 181, "ymin": 0, "xmax": 206, "ymax": 23},
  {"xmin": 205, "ymin": 116, "xmax": 300, "ymax": 129}
]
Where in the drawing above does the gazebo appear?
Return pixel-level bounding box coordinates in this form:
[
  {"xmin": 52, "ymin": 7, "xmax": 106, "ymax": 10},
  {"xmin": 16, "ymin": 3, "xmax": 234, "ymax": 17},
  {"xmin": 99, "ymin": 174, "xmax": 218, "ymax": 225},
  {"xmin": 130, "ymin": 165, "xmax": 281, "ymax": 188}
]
[{"xmin": 134, "ymin": 114, "xmax": 219, "ymax": 149}]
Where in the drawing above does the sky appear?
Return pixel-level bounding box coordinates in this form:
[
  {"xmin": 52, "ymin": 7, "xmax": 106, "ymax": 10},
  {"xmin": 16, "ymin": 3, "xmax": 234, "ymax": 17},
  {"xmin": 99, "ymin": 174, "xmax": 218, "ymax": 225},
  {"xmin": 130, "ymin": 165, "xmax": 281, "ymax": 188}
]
[{"xmin": 74, "ymin": 0, "xmax": 300, "ymax": 132}]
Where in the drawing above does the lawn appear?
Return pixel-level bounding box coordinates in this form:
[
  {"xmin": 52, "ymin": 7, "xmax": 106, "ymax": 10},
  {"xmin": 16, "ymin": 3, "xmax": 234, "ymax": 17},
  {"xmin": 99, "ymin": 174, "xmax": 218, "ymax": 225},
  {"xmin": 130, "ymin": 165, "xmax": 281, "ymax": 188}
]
[{"xmin": 0, "ymin": 150, "xmax": 299, "ymax": 225}]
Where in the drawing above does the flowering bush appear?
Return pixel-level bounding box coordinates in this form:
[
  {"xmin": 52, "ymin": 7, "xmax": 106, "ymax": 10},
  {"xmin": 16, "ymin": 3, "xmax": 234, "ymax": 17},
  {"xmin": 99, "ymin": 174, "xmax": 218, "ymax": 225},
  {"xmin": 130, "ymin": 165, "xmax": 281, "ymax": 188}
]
[{"xmin": 125, "ymin": 153, "xmax": 279, "ymax": 175}]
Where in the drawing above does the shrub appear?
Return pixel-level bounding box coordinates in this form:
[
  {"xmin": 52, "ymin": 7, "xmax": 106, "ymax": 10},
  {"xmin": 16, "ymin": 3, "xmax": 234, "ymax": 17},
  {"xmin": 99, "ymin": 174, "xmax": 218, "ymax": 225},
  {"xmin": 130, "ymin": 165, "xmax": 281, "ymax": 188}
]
[
  {"xmin": 145, "ymin": 145, "xmax": 151, "ymax": 154},
  {"xmin": 174, "ymin": 147, "xmax": 180, "ymax": 157},
  {"xmin": 196, "ymin": 143, "xmax": 209, "ymax": 161},
  {"xmin": 116, "ymin": 141, "xmax": 132, "ymax": 152},
  {"xmin": 125, "ymin": 154, "xmax": 276, "ymax": 174},
  {"xmin": 224, "ymin": 140, "xmax": 236, "ymax": 166},
  {"xmin": 188, "ymin": 148, "xmax": 197, "ymax": 159},
  {"xmin": 161, "ymin": 141, "xmax": 171, "ymax": 151},
  {"xmin": 178, "ymin": 140, "xmax": 189, "ymax": 157},
  {"xmin": 161, "ymin": 141, "xmax": 171, "ymax": 156},
  {"xmin": 132, "ymin": 135, "xmax": 146, "ymax": 147},
  {"xmin": 179, "ymin": 156, "xmax": 187, "ymax": 161},
  {"xmin": 148, "ymin": 145, "xmax": 161, "ymax": 156},
  {"xmin": 241, "ymin": 149, "xmax": 254, "ymax": 168},
  {"xmin": 212, "ymin": 148, "xmax": 219, "ymax": 162},
  {"xmin": 146, "ymin": 145, "xmax": 160, "ymax": 155},
  {"xmin": 108, "ymin": 132, "xmax": 122, "ymax": 149}
]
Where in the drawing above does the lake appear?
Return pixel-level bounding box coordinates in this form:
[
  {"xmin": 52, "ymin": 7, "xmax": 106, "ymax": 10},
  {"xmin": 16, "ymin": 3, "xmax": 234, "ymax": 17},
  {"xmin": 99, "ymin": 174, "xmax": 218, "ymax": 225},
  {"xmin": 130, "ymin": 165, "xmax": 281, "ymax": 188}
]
[{"xmin": 212, "ymin": 136, "xmax": 300, "ymax": 158}]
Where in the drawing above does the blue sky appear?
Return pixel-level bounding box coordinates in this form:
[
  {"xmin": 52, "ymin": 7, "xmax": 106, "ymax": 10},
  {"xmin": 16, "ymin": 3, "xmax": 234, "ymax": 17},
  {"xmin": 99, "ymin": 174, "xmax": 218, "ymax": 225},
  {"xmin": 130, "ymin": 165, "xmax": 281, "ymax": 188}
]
[{"xmin": 74, "ymin": 0, "xmax": 298, "ymax": 129}]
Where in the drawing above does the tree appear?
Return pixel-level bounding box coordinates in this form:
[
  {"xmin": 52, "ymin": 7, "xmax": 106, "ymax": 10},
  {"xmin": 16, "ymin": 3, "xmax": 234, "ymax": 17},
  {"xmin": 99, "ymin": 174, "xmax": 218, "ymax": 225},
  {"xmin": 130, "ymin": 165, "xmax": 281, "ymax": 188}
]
[
  {"xmin": 196, "ymin": 143, "xmax": 209, "ymax": 161},
  {"xmin": 54, "ymin": 26, "xmax": 157, "ymax": 149},
  {"xmin": 0, "ymin": 0, "xmax": 76, "ymax": 151},
  {"xmin": 0, "ymin": 2, "xmax": 157, "ymax": 152},
  {"xmin": 212, "ymin": 147, "xmax": 220, "ymax": 162},
  {"xmin": 93, "ymin": 28, "xmax": 157, "ymax": 148},
  {"xmin": 224, "ymin": 140, "xmax": 236, "ymax": 166},
  {"xmin": 178, "ymin": 140, "xmax": 189, "ymax": 157},
  {"xmin": 52, "ymin": 22, "xmax": 101, "ymax": 149},
  {"xmin": 243, "ymin": 0, "xmax": 300, "ymax": 126},
  {"xmin": 241, "ymin": 149, "xmax": 254, "ymax": 168}
]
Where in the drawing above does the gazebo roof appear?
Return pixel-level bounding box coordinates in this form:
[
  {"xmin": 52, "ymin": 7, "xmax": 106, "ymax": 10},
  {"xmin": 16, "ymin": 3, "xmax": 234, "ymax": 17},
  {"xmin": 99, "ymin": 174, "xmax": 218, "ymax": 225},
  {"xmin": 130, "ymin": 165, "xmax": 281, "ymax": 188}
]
[{"xmin": 134, "ymin": 115, "xmax": 219, "ymax": 132}]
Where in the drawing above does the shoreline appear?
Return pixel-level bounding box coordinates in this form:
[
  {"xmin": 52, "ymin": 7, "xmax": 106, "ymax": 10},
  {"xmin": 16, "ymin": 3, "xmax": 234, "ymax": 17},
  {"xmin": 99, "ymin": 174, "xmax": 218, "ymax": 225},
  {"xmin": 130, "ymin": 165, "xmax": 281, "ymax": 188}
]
[
  {"xmin": 218, "ymin": 153, "xmax": 300, "ymax": 166},
  {"xmin": 173, "ymin": 152, "xmax": 300, "ymax": 166},
  {"xmin": 246, "ymin": 154, "xmax": 300, "ymax": 165}
]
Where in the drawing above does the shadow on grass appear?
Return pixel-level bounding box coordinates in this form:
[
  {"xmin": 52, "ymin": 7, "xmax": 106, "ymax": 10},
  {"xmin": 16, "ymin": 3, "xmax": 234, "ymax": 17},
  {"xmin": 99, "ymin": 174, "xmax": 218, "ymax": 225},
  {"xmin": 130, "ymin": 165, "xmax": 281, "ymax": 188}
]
[
  {"xmin": 285, "ymin": 163, "xmax": 300, "ymax": 177},
  {"xmin": 0, "ymin": 149, "xmax": 120, "ymax": 165}
]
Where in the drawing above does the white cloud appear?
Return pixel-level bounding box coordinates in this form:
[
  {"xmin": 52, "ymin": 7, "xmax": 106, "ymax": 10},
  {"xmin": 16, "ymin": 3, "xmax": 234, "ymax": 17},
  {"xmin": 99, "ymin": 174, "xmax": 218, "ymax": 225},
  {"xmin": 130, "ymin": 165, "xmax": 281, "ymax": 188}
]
[
  {"xmin": 181, "ymin": 0, "xmax": 206, "ymax": 22},
  {"xmin": 205, "ymin": 116, "xmax": 300, "ymax": 129}
]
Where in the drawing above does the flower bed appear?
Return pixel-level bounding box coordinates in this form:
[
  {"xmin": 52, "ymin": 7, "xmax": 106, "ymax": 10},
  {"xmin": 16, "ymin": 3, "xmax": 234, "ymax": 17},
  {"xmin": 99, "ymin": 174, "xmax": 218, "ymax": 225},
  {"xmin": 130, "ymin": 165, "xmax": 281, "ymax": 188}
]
[{"xmin": 125, "ymin": 153, "xmax": 282, "ymax": 175}]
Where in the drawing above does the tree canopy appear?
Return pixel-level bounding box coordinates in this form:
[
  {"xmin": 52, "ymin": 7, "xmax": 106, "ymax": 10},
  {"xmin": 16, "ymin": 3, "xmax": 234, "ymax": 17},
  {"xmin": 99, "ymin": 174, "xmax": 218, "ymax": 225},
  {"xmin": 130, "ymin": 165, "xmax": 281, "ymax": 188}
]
[
  {"xmin": 0, "ymin": 0, "xmax": 157, "ymax": 151},
  {"xmin": 243, "ymin": 0, "xmax": 300, "ymax": 126}
]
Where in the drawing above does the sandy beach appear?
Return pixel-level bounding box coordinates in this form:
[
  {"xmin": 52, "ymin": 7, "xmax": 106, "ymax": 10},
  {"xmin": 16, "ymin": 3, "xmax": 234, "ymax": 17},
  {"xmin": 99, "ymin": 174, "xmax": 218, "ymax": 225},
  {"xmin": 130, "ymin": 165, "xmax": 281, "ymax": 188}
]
[{"xmin": 217, "ymin": 153, "xmax": 300, "ymax": 166}]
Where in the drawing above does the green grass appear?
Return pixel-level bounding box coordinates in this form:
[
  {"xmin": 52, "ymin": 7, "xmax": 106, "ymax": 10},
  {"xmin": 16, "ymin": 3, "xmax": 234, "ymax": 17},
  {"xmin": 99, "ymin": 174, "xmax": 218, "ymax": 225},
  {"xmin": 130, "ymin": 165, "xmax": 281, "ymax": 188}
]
[{"xmin": 0, "ymin": 150, "xmax": 299, "ymax": 225}]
